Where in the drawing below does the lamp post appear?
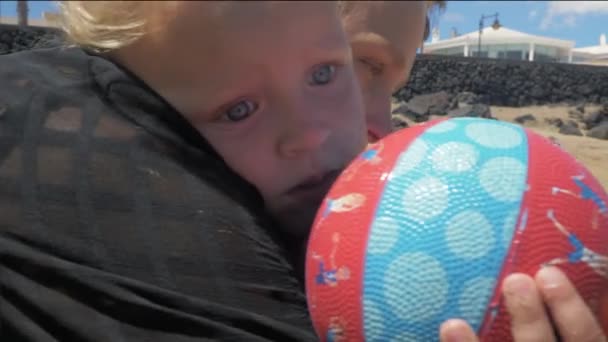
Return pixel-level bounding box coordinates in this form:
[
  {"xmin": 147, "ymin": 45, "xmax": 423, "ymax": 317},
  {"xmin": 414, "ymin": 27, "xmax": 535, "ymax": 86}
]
[
  {"xmin": 17, "ymin": 0, "xmax": 29, "ymax": 27},
  {"xmin": 478, "ymin": 12, "xmax": 501, "ymax": 57}
]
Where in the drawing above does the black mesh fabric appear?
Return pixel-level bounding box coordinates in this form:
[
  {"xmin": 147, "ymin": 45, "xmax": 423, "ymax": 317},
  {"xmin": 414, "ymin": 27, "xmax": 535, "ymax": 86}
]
[{"xmin": 0, "ymin": 46, "xmax": 316, "ymax": 341}]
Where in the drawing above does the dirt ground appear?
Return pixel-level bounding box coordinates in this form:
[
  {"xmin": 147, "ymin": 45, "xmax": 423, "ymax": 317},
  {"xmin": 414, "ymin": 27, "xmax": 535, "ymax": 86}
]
[{"xmin": 491, "ymin": 105, "xmax": 608, "ymax": 189}]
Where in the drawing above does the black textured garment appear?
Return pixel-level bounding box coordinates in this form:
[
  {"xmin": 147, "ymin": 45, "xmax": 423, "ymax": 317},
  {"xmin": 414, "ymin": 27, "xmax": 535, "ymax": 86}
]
[{"xmin": 0, "ymin": 46, "xmax": 316, "ymax": 342}]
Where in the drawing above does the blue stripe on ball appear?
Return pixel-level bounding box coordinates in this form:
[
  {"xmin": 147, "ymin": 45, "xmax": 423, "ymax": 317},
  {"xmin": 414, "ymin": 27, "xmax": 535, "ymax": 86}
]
[{"xmin": 362, "ymin": 118, "xmax": 529, "ymax": 341}]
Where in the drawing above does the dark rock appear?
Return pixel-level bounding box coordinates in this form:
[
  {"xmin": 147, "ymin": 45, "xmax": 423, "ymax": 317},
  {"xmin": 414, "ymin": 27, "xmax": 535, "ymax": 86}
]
[
  {"xmin": 398, "ymin": 55, "xmax": 608, "ymax": 108},
  {"xmin": 545, "ymin": 117, "xmax": 564, "ymax": 128},
  {"xmin": 514, "ymin": 114, "xmax": 536, "ymax": 124},
  {"xmin": 568, "ymin": 109, "xmax": 584, "ymax": 120},
  {"xmin": 0, "ymin": 24, "xmax": 64, "ymax": 55},
  {"xmin": 391, "ymin": 115, "xmax": 410, "ymax": 130},
  {"xmin": 566, "ymin": 120, "xmax": 579, "ymax": 128},
  {"xmin": 454, "ymin": 92, "xmax": 480, "ymax": 107},
  {"xmin": 582, "ymin": 110, "xmax": 605, "ymax": 129},
  {"xmin": 576, "ymin": 103, "xmax": 586, "ymax": 113},
  {"xmin": 407, "ymin": 91, "xmax": 451, "ymax": 117},
  {"xmin": 587, "ymin": 121, "xmax": 608, "ymax": 140},
  {"xmin": 577, "ymin": 84, "xmax": 593, "ymax": 95},
  {"xmin": 448, "ymin": 104, "xmax": 492, "ymax": 119},
  {"xmin": 590, "ymin": 95, "xmax": 599, "ymax": 103},
  {"xmin": 0, "ymin": 103, "xmax": 7, "ymax": 119},
  {"xmin": 391, "ymin": 102, "xmax": 408, "ymax": 115},
  {"xmin": 392, "ymin": 102, "xmax": 428, "ymax": 123},
  {"xmin": 0, "ymin": 32, "xmax": 12, "ymax": 44},
  {"xmin": 559, "ymin": 122, "xmax": 583, "ymax": 136},
  {"xmin": 530, "ymin": 85, "xmax": 547, "ymax": 99},
  {"xmin": 395, "ymin": 88, "xmax": 412, "ymax": 102}
]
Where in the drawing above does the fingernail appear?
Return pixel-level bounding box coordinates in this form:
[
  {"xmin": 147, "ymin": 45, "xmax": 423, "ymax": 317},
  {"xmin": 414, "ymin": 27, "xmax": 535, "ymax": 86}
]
[
  {"xmin": 442, "ymin": 320, "xmax": 472, "ymax": 342},
  {"xmin": 445, "ymin": 330, "xmax": 466, "ymax": 342},
  {"xmin": 503, "ymin": 274, "xmax": 533, "ymax": 299},
  {"xmin": 537, "ymin": 266, "xmax": 566, "ymax": 290}
]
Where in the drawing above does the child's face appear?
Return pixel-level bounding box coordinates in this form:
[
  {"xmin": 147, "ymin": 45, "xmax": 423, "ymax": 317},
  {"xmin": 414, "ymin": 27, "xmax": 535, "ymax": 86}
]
[
  {"xmin": 342, "ymin": 1, "xmax": 428, "ymax": 142},
  {"xmin": 130, "ymin": 2, "xmax": 367, "ymax": 237}
]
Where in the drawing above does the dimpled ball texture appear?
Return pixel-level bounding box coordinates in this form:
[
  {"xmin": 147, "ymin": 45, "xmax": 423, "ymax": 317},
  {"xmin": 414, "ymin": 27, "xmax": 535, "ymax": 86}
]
[{"xmin": 305, "ymin": 117, "xmax": 608, "ymax": 342}]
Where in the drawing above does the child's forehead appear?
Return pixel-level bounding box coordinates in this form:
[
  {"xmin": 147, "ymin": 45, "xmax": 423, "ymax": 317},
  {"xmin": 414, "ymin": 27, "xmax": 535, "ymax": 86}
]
[
  {"xmin": 175, "ymin": 1, "xmax": 338, "ymax": 24},
  {"xmin": 342, "ymin": 2, "xmax": 427, "ymax": 47},
  {"xmin": 164, "ymin": 1, "xmax": 346, "ymax": 55},
  {"xmin": 342, "ymin": 2, "xmax": 426, "ymax": 28}
]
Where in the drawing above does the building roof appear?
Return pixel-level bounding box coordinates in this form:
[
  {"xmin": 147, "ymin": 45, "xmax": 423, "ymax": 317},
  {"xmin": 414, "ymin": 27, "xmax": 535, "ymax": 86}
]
[
  {"xmin": 425, "ymin": 26, "xmax": 575, "ymax": 51},
  {"xmin": 572, "ymin": 46, "xmax": 608, "ymax": 61},
  {"xmin": 570, "ymin": 33, "xmax": 608, "ymax": 60},
  {"xmin": 573, "ymin": 45, "xmax": 608, "ymax": 53}
]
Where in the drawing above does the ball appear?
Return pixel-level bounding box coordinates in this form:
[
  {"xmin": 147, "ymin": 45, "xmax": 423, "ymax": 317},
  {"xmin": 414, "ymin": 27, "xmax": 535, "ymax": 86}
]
[{"xmin": 305, "ymin": 117, "xmax": 608, "ymax": 341}]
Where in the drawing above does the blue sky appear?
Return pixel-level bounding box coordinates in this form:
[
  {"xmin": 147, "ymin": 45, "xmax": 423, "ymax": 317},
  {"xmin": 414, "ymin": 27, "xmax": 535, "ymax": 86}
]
[
  {"xmin": 0, "ymin": 1, "xmax": 58, "ymax": 20},
  {"xmin": 431, "ymin": 1, "xmax": 608, "ymax": 47},
  {"xmin": 1, "ymin": 1, "xmax": 607, "ymax": 47}
]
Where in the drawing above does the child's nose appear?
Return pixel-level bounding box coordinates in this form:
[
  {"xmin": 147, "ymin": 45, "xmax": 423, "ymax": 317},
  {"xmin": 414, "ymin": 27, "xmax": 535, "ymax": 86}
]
[{"xmin": 278, "ymin": 125, "xmax": 330, "ymax": 159}]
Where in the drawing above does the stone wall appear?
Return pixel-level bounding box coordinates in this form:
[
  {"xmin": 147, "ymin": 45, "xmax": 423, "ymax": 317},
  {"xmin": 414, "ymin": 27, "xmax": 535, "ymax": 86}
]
[
  {"xmin": 397, "ymin": 54, "xmax": 608, "ymax": 107},
  {"xmin": 0, "ymin": 24, "xmax": 63, "ymax": 55}
]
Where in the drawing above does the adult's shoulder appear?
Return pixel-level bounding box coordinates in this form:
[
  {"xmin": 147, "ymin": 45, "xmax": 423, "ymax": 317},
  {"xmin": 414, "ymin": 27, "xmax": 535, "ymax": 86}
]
[{"xmin": 0, "ymin": 46, "xmax": 315, "ymax": 341}]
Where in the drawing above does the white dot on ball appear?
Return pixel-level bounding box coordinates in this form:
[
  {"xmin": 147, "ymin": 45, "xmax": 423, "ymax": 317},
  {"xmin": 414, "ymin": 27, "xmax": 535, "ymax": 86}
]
[
  {"xmin": 390, "ymin": 332, "xmax": 420, "ymax": 342},
  {"xmin": 368, "ymin": 216, "xmax": 400, "ymax": 254},
  {"xmin": 364, "ymin": 300, "xmax": 385, "ymax": 341},
  {"xmin": 431, "ymin": 142, "xmax": 479, "ymax": 172},
  {"xmin": 392, "ymin": 139, "xmax": 428, "ymax": 177},
  {"xmin": 479, "ymin": 157, "xmax": 527, "ymax": 202},
  {"xmin": 426, "ymin": 120, "xmax": 458, "ymax": 134},
  {"xmin": 503, "ymin": 209, "xmax": 519, "ymax": 250},
  {"xmin": 403, "ymin": 177, "xmax": 449, "ymax": 222},
  {"xmin": 446, "ymin": 210, "xmax": 495, "ymax": 259},
  {"xmin": 458, "ymin": 277, "xmax": 497, "ymax": 329},
  {"xmin": 465, "ymin": 122, "xmax": 523, "ymax": 149},
  {"xmin": 384, "ymin": 252, "xmax": 448, "ymax": 322}
]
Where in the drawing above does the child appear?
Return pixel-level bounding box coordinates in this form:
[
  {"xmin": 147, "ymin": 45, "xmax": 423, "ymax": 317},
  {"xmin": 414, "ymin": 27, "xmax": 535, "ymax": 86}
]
[
  {"xmin": 340, "ymin": 1, "xmax": 429, "ymax": 143},
  {"xmin": 85, "ymin": 1, "xmax": 369, "ymax": 239},
  {"xmin": 339, "ymin": 2, "xmax": 606, "ymax": 341},
  {"xmin": 52, "ymin": 1, "xmax": 606, "ymax": 341}
]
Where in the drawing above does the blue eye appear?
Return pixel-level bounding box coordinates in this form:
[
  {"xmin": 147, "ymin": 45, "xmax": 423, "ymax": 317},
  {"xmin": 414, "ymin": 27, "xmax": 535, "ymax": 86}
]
[
  {"xmin": 310, "ymin": 64, "xmax": 336, "ymax": 86},
  {"xmin": 224, "ymin": 100, "xmax": 257, "ymax": 122}
]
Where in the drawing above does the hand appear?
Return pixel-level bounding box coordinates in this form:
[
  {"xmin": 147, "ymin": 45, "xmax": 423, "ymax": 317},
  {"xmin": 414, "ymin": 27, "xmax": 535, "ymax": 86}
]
[{"xmin": 439, "ymin": 267, "xmax": 607, "ymax": 342}]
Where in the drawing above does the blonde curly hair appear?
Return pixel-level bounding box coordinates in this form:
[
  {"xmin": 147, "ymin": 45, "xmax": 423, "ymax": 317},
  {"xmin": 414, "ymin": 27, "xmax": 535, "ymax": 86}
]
[
  {"xmin": 338, "ymin": 1, "xmax": 446, "ymax": 41},
  {"xmin": 57, "ymin": 1, "xmax": 444, "ymax": 52},
  {"xmin": 56, "ymin": 1, "xmax": 175, "ymax": 52}
]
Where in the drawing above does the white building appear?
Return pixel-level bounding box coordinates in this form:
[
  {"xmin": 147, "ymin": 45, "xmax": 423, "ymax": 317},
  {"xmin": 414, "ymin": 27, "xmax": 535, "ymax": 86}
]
[
  {"xmin": 571, "ymin": 34, "xmax": 608, "ymax": 66},
  {"xmin": 424, "ymin": 25, "xmax": 575, "ymax": 63}
]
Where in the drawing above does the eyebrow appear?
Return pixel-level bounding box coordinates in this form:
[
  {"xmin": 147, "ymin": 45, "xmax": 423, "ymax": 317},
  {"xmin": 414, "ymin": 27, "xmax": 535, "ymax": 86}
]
[{"xmin": 351, "ymin": 34, "xmax": 407, "ymax": 69}]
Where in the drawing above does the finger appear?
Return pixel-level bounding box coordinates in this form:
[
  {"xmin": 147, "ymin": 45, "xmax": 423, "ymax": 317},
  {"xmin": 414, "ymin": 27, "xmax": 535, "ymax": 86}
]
[
  {"xmin": 502, "ymin": 273, "xmax": 556, "ymax": 342},
  {"xmin": 536, "ymin": 266, "xmax": 607, "ymax": 342},
  {"xmin": 599, "ymin": 289, "xmax": 608, "ymax": 337},
  {"xmin": 439, "ymin": 319, "xmax": 479, "ymax": 342}
]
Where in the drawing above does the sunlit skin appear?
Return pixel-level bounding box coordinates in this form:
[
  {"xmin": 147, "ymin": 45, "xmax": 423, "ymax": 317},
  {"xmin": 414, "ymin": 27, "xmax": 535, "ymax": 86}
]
[
  {"xmin": 112, "ymin": 2, "xmax": 368, "ymax": 238},
  {"xmin": 341, "ymin": 1, "xmax": 427, "ymax": 142}
]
